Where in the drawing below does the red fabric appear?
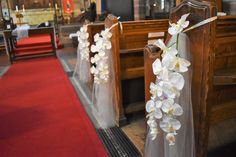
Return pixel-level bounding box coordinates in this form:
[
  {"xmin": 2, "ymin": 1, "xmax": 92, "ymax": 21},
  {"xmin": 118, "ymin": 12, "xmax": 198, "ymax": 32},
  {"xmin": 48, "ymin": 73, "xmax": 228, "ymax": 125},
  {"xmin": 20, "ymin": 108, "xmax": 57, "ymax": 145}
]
[
  {"xmin": 0, "ymin": 58, "xmax": 108, "ymax": 157},
  {"xmin": 63, "ymin": 0, "xmax": 74, "ymax": 14}
]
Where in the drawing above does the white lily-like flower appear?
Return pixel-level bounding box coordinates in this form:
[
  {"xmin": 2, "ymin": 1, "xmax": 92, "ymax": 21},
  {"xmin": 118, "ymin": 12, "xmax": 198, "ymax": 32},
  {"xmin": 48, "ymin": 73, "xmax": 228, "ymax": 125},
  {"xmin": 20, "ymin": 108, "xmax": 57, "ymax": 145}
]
[
  {"xmin": 162, "ymin": 54, "xmax": 190, "ymax": 72},
  {"xmin": 146, "ymin": 13, "xmax": 191, "ymax": 144},
  {"xmin": 91, "ymin": 54, "xmax": 101, "ymax": 64},
  {"xmin": 161, "ymin": 98, "xmax": 183, "ymax": 116},
  {"xmin": 152, "ymin": 58, "xmax": 163, "ymax": 75},
  {"xmin": 77, "ymin": 25, "xmax": 90, "ymax": 61},
  {"xmin": 154, "ymin": 39, "xmax": 178, "ymax": 55},
  {"xmin": 150, "ymin": 82, "xmax": 163, "ymax": 100},
  {"xmin": 101, "ymin": 28, "xmax": 112, "ymax": 39},
  {"xmin": 158, "ymin": 72, "xmax": 184, "ymax": 98},
  {"xmin": 168, "ymin": 13, "xmax": 190, "ymax": 35},
  {"xmin": 146, "ymin": 100, "xmax": 163, "ymax": 119},
  {"xmin": 174, "ymin": 57, "xmax": 191, "ymax": 72},
  {"xmin": 166, "ymin": 133, "xmax": 176, "ymax": 146},
  {"xmin": 90, "ymin": 28, "xmax": 112, "ymax": 84},
  {"xmin": 90, "ymin": 66, "xmax": 99, "ymax": 75},
  {"xmin": 160, "ymin": 116, "xmax": 181, "ymax": 133}
]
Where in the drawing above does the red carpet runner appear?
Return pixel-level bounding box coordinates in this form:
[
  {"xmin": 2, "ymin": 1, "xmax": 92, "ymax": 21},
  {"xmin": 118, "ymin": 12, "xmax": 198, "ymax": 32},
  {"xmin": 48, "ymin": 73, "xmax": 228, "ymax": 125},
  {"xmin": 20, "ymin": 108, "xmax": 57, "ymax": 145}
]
[{"xmin": 0, "ymin": 57, "xmax": 108, "ymax": 157}]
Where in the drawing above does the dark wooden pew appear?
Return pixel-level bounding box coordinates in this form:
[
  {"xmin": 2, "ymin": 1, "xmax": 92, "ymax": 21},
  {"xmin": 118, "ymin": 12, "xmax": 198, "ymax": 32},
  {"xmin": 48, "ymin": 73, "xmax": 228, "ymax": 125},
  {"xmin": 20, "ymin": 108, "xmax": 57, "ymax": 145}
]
[
  {"xmin": 144, "ymin": 0, "xmax": 236, "ymax": 157},
  {"xmin": 3, "ymin": 27, "xmax": 56, "ymax": 63},
  {"xmin": 104, "ymin": 15, "xmax": 169, "ymax": 125}
]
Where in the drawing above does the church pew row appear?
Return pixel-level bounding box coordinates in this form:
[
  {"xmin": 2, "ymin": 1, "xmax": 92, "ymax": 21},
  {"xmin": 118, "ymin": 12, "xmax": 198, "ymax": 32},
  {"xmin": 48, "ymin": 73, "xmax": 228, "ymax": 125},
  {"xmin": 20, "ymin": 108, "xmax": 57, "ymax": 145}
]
[
  {"xmin": 144, "ymin": 1, "xmax": 236, "ymax": 157},
  {"xmin": 3, "ymin": 27, "xmax": 56, "ymax": 63},
  {"xmin": 104, "ymin": 15, "xmax": 169, "ymax": 124}
]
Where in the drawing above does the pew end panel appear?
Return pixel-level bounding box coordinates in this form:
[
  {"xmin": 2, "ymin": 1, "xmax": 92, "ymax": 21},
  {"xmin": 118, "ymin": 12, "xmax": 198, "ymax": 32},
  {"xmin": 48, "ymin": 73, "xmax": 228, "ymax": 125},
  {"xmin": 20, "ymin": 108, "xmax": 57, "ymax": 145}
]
[
  {"xmin": 105, "ymin": 14, "xmax": 127, "ymax": 126},
  {"xmin": 144, "ymin": 0, "xmax": 217, "ymax": 157}
]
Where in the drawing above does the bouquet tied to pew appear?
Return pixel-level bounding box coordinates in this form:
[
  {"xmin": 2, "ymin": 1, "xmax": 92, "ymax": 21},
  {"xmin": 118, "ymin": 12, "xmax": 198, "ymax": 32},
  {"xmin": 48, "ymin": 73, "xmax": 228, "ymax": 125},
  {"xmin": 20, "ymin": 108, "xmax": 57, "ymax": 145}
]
[{"xmin": 146, "ymin": 13, "xmax": 191, "ymax": 145}]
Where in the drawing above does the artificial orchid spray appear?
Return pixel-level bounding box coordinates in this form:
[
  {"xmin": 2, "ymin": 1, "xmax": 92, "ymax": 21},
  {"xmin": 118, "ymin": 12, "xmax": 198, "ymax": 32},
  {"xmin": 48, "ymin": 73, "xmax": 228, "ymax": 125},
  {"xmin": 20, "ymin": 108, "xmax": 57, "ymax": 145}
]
[
  {"xmin": 146, "ymin": 13, "xmax": 191, "ymax": 145},
  {"xmin": 90, "ymin": 28, "xmax": 112, "ymax": 84},
  {"xmin": 77, "ymin": 25, "xmax": 90, "ymax": 61}
]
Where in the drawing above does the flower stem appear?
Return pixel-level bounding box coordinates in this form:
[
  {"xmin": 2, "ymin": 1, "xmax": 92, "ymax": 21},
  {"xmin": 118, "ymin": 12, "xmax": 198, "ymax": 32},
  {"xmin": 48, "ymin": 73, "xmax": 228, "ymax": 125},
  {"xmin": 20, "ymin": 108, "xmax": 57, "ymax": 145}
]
[
  {"xmin": 176, "ymin": 34, "xmax": 179, "ymax": 50},
  {"xmin": 168, "ymin": 42, "xmax": 176, "ymax": 48}
]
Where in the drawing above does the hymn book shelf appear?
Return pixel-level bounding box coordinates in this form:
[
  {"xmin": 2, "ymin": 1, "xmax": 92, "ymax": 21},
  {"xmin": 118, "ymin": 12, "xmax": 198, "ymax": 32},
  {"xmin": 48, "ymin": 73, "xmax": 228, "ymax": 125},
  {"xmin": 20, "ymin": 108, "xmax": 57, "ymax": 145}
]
[{"xmin": 144, "ymin": 0, "xmax": 236, "ymax": 157}]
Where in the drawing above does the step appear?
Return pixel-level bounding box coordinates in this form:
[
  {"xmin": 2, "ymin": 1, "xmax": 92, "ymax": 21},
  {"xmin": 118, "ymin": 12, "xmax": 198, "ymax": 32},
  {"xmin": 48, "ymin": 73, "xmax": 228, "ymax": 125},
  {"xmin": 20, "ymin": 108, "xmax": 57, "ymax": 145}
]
[
  {"xmin": 15, "ymin": 44, "xmax": 53, "ymax": 53},
  {"xmin": 15, "ymin": 48, "xmax": 53, "ymax": 55}
]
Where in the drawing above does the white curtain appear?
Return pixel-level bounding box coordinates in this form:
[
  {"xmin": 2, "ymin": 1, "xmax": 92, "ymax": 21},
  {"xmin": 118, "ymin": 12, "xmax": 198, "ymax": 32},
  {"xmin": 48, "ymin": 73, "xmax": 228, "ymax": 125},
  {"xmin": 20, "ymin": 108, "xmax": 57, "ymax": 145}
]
[{"xmin": 145, "ymin": 33, "xmax": 195, "ymax": 157}]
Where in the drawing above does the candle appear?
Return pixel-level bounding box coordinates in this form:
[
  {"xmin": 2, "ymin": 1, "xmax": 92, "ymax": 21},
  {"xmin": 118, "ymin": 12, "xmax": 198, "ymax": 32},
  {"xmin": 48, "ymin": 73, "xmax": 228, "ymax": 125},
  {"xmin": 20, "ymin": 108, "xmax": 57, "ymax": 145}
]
[
  {"xmin": 16, "ymin": 5, "xmax": 18, "ymax": 12},
  {"xmin": 22, "ymin": 4, "xmax": 25, "ymax": 12},
  {"xmin": 55, "ymin": 3, "xmax": 58, "ymax": 10}
]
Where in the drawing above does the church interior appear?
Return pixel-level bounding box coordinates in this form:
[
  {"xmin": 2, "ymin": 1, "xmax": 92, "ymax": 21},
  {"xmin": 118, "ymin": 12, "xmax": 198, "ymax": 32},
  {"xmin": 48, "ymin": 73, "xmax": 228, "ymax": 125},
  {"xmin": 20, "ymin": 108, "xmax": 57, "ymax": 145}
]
[{"xmin": 0, "ymin": 0, "xmax": 236, "ymax": 157}]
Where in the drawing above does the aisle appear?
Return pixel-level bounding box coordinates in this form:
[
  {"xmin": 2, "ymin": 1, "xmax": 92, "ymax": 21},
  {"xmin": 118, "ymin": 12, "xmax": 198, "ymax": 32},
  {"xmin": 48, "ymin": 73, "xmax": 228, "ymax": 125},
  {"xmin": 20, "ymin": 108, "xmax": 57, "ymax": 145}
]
[{"xmin": 0, "ymin": 57, "xmax": 108, "ymax": 157}]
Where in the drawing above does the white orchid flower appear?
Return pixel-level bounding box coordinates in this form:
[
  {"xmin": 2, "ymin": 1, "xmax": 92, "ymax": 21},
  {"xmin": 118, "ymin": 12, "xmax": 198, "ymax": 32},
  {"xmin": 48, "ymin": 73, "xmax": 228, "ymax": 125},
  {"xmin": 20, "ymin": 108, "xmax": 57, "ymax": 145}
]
[
  {"xmin": 147, "ymin": 117, "xmax": 159, "ymax": 140},
  {"xmin": 101, "ymin": 28, "xmax": 112, "ymax": 39},
  {"xmin": 91, "ymin": 54, "xmax": 100, "ymax": 64},
  {"xmin": 146, "ymin": 100, "xmax": 163, "ymax": 119},
  {"xmin": 166, "ymin": 133, "xmax": 176, "ymax": 146},
  {"xmin": 168, "ymin": 13, "xmax": 190, "ymax": 35},
  {"xmin": 90, "ymin": 66, "xmax": 99, "ymax": 75},
  {"xmin": 161, "ymin": 98, "xmax": 183, "ymax": 116},
  {"xmin": 154, "ymin": 39, "xmax": 178, "ymax": 55},
  {"xmin": 158, "ymin": 72, "xmax": 184, "ymax": 98},
  {"xmin": 152, "ymin": 58, "xmax": 163, "ymax": 75},
  {"xmin": 160, "ymin": 116, "xmax": 181, "ymax": 133},
  {"xmin": 150, "ymin": 82, "xmax": 163, "ymax": 100},
  {"xmin": 94, "ymin": 33, "xmax": 101, "ymax": 42},
  {"xmin": 174, "ymin": 57, "xmax": 191, "ymax": 72},
  {"xmin": 162, "ymin": 53, "xmax": 190, "ymax": 72}
]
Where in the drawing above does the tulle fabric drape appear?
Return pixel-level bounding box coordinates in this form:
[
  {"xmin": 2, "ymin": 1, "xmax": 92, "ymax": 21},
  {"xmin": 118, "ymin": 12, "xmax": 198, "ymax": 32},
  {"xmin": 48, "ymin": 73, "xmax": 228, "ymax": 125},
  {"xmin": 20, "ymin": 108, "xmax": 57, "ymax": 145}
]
[
  {"xmin": 91, "ymin": 47, "xmax": 116, "ymax": 129},
  {"xmin": 145, "ymin": 33, "xmax": 195, "ymax": 157},
  {"xmin": 73, "ymin": 42, "xmax": 91, "ymax": 83}
]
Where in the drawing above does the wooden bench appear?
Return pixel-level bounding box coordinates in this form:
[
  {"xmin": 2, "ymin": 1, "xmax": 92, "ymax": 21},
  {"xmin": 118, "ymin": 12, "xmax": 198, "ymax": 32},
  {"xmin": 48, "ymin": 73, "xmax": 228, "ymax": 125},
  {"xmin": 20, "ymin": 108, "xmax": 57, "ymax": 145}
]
[
  {"xmin": 104, "ymin": 15, "xmax": 169, "ymax": 125},
  {"xmin": 3, "ymin": 27, "xmax": 56, "ymax": 63},
  {"xmin": 144, "ymin": 0, "xmax": 236, "ymax": 157}
]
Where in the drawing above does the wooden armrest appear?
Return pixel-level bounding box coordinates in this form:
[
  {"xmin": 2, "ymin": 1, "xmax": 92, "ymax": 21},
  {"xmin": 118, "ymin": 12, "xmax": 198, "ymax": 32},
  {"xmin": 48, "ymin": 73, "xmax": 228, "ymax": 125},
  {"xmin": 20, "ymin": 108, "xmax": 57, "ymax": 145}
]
[
  {"xmin": 213, "ymin": 67, "xmax": 236, "ymax": 85},
  {"xmin": 120, "ymin": 48, "xmax": 144, "ymax": 54},
  {"xmin": 121, "ymin": 67, "xmax": 144, "ymax": 80}
]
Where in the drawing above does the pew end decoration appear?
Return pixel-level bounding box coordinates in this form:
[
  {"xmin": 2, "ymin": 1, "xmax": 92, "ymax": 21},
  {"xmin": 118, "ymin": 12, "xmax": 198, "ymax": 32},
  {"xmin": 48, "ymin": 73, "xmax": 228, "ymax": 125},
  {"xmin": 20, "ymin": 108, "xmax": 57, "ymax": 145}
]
[
  {"xmin": 146, "ymin": 13, "xmax": 191, "ymax": 145},
  {"xmin": 73, "ymin": 25, "xmax": 91, "ymax": 83},
  {"xmin": 89, "ymin": 26, "xmax": 116, "ymax": 128}
]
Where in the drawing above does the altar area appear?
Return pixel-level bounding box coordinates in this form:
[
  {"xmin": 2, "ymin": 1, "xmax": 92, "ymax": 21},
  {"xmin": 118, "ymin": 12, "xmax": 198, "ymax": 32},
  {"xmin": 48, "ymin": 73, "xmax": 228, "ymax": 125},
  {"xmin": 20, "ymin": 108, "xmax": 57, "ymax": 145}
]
[{"xmin": 11, "ymin": 9, "xmax": 55, "ymax": 26}]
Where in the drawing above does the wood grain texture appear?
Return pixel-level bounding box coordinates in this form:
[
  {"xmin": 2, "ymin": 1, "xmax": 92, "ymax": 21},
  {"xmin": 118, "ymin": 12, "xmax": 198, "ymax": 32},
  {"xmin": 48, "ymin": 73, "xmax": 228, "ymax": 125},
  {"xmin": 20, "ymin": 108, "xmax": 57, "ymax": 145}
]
[{"xmin": 104, "ymin": 14, "xmax": 169, "ymax": 125}]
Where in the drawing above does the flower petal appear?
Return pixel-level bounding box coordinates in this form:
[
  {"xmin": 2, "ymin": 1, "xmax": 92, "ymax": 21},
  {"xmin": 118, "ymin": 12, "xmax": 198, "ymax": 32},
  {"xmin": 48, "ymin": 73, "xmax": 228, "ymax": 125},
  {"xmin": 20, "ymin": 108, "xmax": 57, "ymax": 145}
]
[{"xmin": 152, "ymin": 58, "xmax": 162, "ymax": 75}]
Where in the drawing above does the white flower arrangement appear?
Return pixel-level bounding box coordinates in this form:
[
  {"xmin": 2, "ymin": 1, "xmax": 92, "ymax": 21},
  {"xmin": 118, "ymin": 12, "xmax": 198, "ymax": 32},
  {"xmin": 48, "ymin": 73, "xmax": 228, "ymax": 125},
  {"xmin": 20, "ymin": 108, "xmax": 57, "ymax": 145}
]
[
  {"xmin": 90, "ymin": 28, "xmax": 112, "ymax": 84},
  {"xmin": 77, "ymin": 25, "xmax": 90, "ymax": 61},
  {"xmin": 146, "ymin": 13, "xmax": 191, "ymax": 145}
]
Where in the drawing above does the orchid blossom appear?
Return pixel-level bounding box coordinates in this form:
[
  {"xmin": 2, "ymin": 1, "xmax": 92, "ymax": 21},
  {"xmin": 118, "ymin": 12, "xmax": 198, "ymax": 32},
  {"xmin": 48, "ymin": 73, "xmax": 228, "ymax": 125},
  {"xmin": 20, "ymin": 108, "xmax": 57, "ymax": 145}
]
[
  {"xmin": 146, "ymin": 13, "xmax": 191, "ymax": 145},
  {"xmin": 90, "ymin": 29, "xmax": 112, "ymax": 84},
  {"xmin": 77, "ymin": 25, "xmax": 90, "ymax": 61},
  {"xmin": 168, "ymin": 13, "xmax": 190, "ymax": 35}
]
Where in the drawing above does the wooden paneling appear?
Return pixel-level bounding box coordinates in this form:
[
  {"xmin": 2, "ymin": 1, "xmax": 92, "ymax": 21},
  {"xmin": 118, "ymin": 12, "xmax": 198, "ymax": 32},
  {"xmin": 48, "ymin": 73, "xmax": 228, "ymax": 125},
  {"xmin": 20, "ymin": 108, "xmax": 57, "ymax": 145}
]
[{"xmin": 104, "ymin": 14, "xmax": 169, "ymax": 125}]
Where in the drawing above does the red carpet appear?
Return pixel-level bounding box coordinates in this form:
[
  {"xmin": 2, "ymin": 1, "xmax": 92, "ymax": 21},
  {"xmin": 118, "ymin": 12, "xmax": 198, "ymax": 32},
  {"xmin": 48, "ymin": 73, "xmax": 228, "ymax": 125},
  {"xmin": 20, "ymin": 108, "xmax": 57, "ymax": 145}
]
[
  {"xmin": 0, "ymin": 57, "xmax": 108, "ymax": 157},
  {"xmin": 15, "ymin": 35, "xmax": 63, "ymax": 56}
]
